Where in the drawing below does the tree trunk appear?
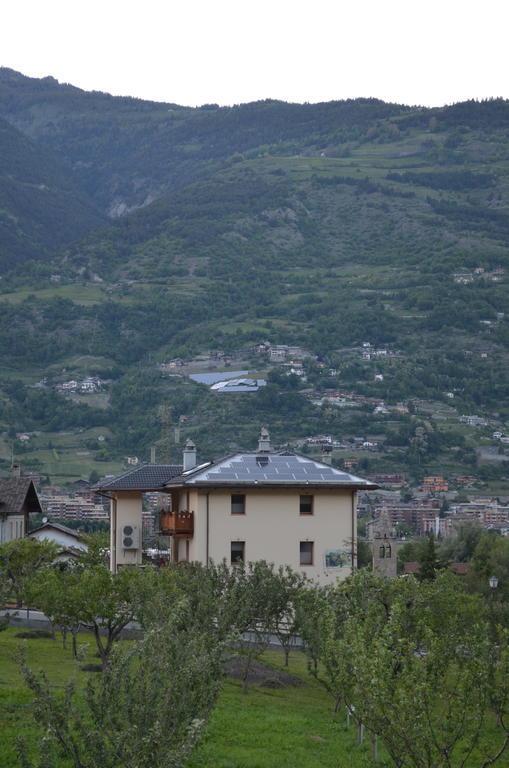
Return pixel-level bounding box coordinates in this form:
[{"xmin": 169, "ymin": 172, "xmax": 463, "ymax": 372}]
[
  {"xmin": 242, "ymin": 656, "xmax": 251, "ymax": 695},
  {"xmin": 371, "ymin": 734, "xmax": 378, "ymax": 762}
]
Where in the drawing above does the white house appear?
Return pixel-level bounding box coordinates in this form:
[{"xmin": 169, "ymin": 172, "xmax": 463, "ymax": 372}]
[
  {"xmin": 28, "ymin": 522, "xmax": 88, "ymax": 563},
  {"xmin": 0, "ymin": 470, "xmax": 42, "ymax": 544},
  {"xmin": 96, "ymin": 429, "xmax": 377, "ymax": 583}
]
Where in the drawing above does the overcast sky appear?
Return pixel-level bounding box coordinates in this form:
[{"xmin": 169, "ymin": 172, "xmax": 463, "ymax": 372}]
[{"xmin": 1, "ymin": 0, "xmax": 507, "ymax": 108}]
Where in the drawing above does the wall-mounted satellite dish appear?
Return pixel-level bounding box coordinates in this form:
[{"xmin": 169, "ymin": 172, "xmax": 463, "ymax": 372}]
[{"xmin": 42, "ymin": 516, "xmax": 48, "ymax": 524}]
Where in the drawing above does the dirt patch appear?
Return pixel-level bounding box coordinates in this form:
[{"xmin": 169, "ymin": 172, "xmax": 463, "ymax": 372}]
[
  {"xmin": 14, "ymin": 630, "xmax": 55, "ymax": 640},
  {"xmin": 223, "ymin": 657, "xmax": 306, "ymax": 688}
]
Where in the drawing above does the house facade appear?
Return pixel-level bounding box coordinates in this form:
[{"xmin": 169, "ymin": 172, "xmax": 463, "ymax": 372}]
[
  {"xmin": 0, "ymin": 469, "xmax": 43, "ymax": 544},
  {"xmin": 96, "ymin": 430, "xmax": 377, "ymax": 583},
  {"xmin": 28, "ymin": 522, "xmax": 88, "ymax": 562}
]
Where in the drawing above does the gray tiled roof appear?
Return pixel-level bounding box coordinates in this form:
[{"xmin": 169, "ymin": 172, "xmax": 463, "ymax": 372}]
[
  {"xmin": 94, "ymin": 464, "xmax": 183, "ymax": 492},
  {"xmin": 0, "ymin": 477, "xmax": 42, "ymax": 519},
  {"xmin": 166, "ymin": 452, "xmax": 378, "ymax": 489},
  {"xmin": 29, "ymin": 522, "xmax": 82, "ymax": 539}
]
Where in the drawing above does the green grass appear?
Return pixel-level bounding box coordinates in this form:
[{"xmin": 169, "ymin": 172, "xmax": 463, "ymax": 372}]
[
  {"xmin": 1, "ymin": 629, "xmax": 508, "ymax": 768},
  {"xmin": 0, "ymin": 283, "xmax": 106, "ymax": 306},
  {"xmin": 0, "ymin": 628, "xmax": 376, "ymax": 768},
  {"xmin": 0, "ymin": 627, "xmax": 91, "ymax": 768},
  {"xmin": 190, "ymin": 649, "xmax": 376, "ymax": 768}
]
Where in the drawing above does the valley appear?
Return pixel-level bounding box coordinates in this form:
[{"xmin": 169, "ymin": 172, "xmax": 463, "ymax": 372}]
[{"xmin": 0, "ymin": 69, "xmax": 507, "ymax": 498}]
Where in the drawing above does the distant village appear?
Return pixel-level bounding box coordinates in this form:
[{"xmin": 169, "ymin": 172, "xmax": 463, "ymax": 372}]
[{"xmin": 3, "ymin": 332, "xmax": 507, "ymax": 554}]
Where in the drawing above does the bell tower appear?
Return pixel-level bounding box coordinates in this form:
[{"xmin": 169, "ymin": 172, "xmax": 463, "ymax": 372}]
[{"xmin": 370, "ymin": 509, "xmax": 399, "ymax": 578}]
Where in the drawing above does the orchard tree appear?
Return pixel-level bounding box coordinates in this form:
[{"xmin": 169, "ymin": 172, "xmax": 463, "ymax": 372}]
[
  {"xmin": 325, "ymin": 571, "xmax": 509, "ymax": 768},
  {"xmin": 66, "ymin": 565, "xmax": 145, "ymax": 667},
  {"xmin": 17, "ymin": 599, "xmax": 224, "ymax": 768},
  {"xmin": 131, "ymin": 561, "xmax": 238, "ymax": 644},
  {"xmin": 0, "ymin": 538, "xmax": 58, "ymax": 610},
  {"xmin": 295, "ymin": 583, "xmax": 331, "ymax": 678},
  {"xmin": 267, "ymin": 566, "xmax": 308, "ymax": 667},
  {"xmin": 227, "ymin": 561, "xmax": 290, "ymax": 693},
  {"xmin": 29, "ymin": 564, "xmax": 144, "ymax": 667},
  {"xmin": 26, "ymin": 566, "xmax": 84, "ymax": 657}
]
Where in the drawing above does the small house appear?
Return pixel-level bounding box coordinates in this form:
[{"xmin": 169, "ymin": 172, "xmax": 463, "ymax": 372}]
[
  {"xmin": 0, "ymin": 469, "xmax": 43, "ymax": 544},
  {"xmin": 96, "ymin": 429, "xmax": 377, "ymax": 583}
]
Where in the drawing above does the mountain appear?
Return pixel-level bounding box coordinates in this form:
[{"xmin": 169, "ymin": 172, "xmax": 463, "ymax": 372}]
[
  {"xmin": 0, "ymin": 69, "xmax": 508, "ymax": 489},
  {"xmin": 0, "ymin": 115, "xmax": 105, "ymax": 271},
  {"xmin": 0, "ymin": 67, "xmax": 411, "ymax": 215}
]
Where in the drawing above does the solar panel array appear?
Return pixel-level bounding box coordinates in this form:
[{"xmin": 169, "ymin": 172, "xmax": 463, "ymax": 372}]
[{"xmin": 185, "ymin": 454, "xmax": 371, "ymax": 486}]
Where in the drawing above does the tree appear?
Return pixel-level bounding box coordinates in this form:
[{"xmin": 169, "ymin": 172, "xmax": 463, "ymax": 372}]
[
  {"xmin": 325, "ymin": 571, "xmax": 509, "ymax": 768},
  {"xmin": 30, "ymin": 564, "xmax": 143, "ymax": 667},
  {"xmin": 295, "ymin": 584, "xmax": 331, "ymax": 678},
  {"xmin": 0, "ymin": 538, "xmax": 58, "ymax": 610},
  {"xmin": 267, "ymin": 566, "xmax": 308, "ymax": 667},
  {"xmin": 17, "ymin": 600, "xmax": 224, "ymax": 768},
  {"xmin": 439, "ymin": 519, "xmax": 483, "ymax": 563},
  {"xmin": 418, "ymin": 533, "xmax": 439, "ymax": 581},
  {"xmin": 227, "ymin": 561, "xmax": 290, "ymax": 693},
  {"xmin": 0, "ymin": 566, "xmax": 10, "ymax": 632},
  {"xmin": 131, "ymin": 560, "xmax": 239, "ymax": 650},
  {"xmin": 78, "ymin": 531, "xmax": 109, "ymax": 568},
  {"xmin": 26, "ymin": 566, "xmax": 84, "ymax": 657}
]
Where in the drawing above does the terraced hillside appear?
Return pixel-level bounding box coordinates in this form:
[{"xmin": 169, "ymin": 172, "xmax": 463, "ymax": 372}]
[{"xmin": 0, "ymin": 70, "xmax": 508, "ymax": 487}]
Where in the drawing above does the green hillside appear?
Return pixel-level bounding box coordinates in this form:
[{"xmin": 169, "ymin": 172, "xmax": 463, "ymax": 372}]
[
  {"xmin": 0, "ymin": 70, "xmax": 508, "ymax": 487},
  {"xmin": 0, "ymin": 116, "xmax": 105, "ymax": 271}
]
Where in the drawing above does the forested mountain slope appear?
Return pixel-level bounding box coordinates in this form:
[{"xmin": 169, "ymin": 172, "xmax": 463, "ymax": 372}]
[
  {"xmin": 0, "ymin": 67, "xmax": 411, "ymax": 215},
  {"xmin": 0, "ymin": 115, "xmax": 104, "ymax": 271},
  {"xmin": 0, "ymin": 69, "xmax": 508, "ymax": 485}
]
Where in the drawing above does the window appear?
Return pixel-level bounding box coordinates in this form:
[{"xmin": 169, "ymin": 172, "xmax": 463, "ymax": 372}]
[
  {"xmin": 299, "ymin": 494, "xmax": 313, "ymax": 515},
  {"xmin": 231, "ymin": 494, "xmax": 246, "ymax": 515},
  {"xmin": 300, "ymin": 541, "xmax": 314, "ymax": 566},
  {"xmin": 231, "ymin": 541, "xmax": 245, "ymax": 565}
]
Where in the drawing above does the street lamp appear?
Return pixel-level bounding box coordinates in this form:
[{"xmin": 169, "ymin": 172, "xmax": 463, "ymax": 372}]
[{"xmin": 488, "ymin": 575, "xmax": 499, "ymax": 645}]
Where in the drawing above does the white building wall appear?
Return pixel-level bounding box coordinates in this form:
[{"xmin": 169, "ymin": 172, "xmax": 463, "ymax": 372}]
[
  {"xmin": 0, "ymin": 515, "xmax": 24, "ymax": 544},
  {"xmin": 188, "ymin": 487, "xmax": 356, "ymax": 584},
  {"xmin": 29, "ymin": 528, "xmax": 87, "ymax": 551},
  {"xmin": 110, "ymin": 492, "xmax": 143, "ymax": 570}
]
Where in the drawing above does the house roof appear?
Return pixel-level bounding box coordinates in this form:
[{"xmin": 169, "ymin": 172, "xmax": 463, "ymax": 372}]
[
  {"xmin": 94, "ymin": 464, "xmax": 183, "ymax": 492},
  {"xmin": 29, "ymin": 522, "xmax": 82, "ymax": 539},
  {"xmin": 403, "ymin": 561, "xmax": 421, "ymax": 575},
  {"xmin": 165, "ymin": 451, "xmax": 378, "ymax": 490},
  {"xmin": 0, "ymin": 477, "xmax": 42, "ymax": 520},
  {"xmin": 450, "ymin": 562, "xmax": 469, "ymax": 575},
  {"xmin": 404, "ymin": 561, "xmax": 470, "ymax": 576}
]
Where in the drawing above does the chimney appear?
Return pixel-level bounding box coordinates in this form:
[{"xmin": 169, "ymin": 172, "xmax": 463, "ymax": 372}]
[
  {"xmin": 183, "ymin": 439, "xmax": 197, "ymax": 471},
  {"xmin": 11, "ymin": 463, "xmax": 21, "ymax": 477},
  {"xmin": 150, "ymin": 446, "xmax": 156, "ymax": 463},
  {"xmin": 257, "ymin": 427, "xmax": 271, "ymax": 453},
  {"xmin": 321, "ymin": 445, "xmax": 332, "ymax": 465}
]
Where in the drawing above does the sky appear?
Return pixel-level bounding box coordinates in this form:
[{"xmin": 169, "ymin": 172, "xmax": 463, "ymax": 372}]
[{"xmin": 1, "ymin": 0, "xmax": 508, "ymax": 108}]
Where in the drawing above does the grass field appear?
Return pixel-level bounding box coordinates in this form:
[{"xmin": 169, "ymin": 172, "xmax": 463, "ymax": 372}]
[
  {"xmin": 2, "ymin": 627, "xmax": 509, "ymax": 768},
  {"xmin": 0, "ymin": 283, "xmax": 107, "ymax": 306},
  {"xmin": 0, "ymin": 628, "xmax": 376, "ymax": 768}
]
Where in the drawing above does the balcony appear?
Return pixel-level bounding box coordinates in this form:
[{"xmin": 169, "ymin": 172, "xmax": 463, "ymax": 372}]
[{"xmin": 159, "ymin": 510, "xmax": 194, "ymax": 537}]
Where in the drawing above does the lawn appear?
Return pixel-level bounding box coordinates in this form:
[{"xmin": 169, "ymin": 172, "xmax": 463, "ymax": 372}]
[
  {"xmin": 0, "ymin": 628, "xmax": 376, "ymax": 768},
  {"xmin": 0, "ymin": 283, "xmax": 107, "ymax": 306},
  {"xmin": 1, "ymin": 628, "xmax": 508, "ymax": 768}
]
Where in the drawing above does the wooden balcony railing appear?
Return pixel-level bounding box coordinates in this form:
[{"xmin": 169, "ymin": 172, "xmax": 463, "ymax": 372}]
[{"xmin": 159, "ymin": 510, "xmax": 194, "ymax": 537}]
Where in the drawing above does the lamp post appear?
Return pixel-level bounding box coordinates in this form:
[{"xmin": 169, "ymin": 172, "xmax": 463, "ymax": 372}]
[{"xmin": 488, "ymin": 575, "xmax": 499, "ymax": 644}]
